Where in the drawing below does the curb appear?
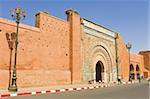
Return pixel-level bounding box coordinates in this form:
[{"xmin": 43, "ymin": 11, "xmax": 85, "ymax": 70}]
[{"xmin": 0, "ymin": 82, "xmax": 132, "ymax": 98}]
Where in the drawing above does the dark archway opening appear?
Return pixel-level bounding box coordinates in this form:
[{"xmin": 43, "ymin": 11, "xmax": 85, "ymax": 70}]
[
  {"xmin": 96, "ymin": 61, "xmax": 104, "ymax": 82},
  {"xmin": 129, "ymin": 64, "xmax": 135, "ymax": 80},
  {"xmin": 136, "ymin": 65, "xmax": 140, "ymax": 79}
]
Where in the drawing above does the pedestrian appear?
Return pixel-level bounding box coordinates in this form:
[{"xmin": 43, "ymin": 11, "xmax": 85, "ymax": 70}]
[
  {"xmin": 129, "ymin": 75, "xmax": 132, "ymax": 83},
  {"xmin": 118, "ymin": 76, "xmax": 122, "ymax": 84},
  {"xmin": 139, "ymin": 77, "xmax": 141, "ymax": 83}
]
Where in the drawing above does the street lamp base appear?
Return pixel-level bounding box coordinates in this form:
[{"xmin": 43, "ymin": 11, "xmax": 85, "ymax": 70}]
[{"xmin": 8, "ymin": 86, "xmax": 18, "ymax": 92}]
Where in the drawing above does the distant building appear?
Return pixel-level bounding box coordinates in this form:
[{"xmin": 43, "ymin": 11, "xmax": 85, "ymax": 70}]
[
  {"xmin": 0, "ymin": 9, "xmax": 149, "ymax": 90},
  {"xmin": 139, "ymin": 51, "xmax": 150, "ymax": 78}
]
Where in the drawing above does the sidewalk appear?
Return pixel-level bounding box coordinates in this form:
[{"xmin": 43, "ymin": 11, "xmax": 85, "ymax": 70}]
[
  {"xmin": 0, "ymin": 82, "xmax": 115, "ymax": 93},
  {"xmin": 0, "ymin": 81, "xmax": 142, "ymax": 98}
]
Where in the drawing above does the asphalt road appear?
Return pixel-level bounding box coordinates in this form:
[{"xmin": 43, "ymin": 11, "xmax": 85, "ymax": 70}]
[{"xmin": 11, "ymin": 83, "xmax": 149, "ymax": 99}]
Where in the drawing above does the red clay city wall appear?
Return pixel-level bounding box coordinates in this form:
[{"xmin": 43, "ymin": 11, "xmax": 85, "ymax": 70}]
[
  {"xmin": 0, "ymin": 10, "xmax": 82, "ymax": 90},
  {"xmin": 118, "ymin": 33, "xmax": 129, "ymax": 81},
  {"xmin": 0, "ymin": 12, "xmax": 72, "ymax": 89}
]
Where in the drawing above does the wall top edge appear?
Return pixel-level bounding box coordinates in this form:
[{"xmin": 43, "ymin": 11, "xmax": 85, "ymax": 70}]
[
  {"xmin": 0, "ymin": 17, "xmax": 40, "ymax": 32},
  {"xmin": 36, "ymin": 11, "xmax": 68, "ymax": 23}
]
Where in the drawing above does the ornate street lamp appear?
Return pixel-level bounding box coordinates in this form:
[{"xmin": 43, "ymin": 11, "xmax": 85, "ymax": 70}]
[
  {"xmin": 9, "ymin": 7, "xmax": 26, "ymax": 91},
  {"xmin": 126, "ymin": 42, "xmax": 132, "ymax": 81}
]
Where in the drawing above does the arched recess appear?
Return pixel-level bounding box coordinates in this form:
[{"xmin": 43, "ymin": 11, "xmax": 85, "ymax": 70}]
[
  {"xmin": 129, "ymin": 64, "xmax": 135, "ymax": 80},
  {"xmin": 136, "ymin": 65, "xmax": 140, "ymax": 79},
  {"xmin": 90, "ymin": 45, "xmax": 113, "ymax": 82},
  {"xmin": 95, "ymin": 61, "xmax": 104, "ymax": 82}
]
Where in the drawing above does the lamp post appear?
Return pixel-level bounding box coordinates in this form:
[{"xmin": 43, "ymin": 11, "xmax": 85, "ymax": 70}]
[
  {"xmin": 126, "ymin": 42, "xmax": 132, "ymax": 81},
  {"xmin": 115, "ymin": 33, "xmax": 119, "ymax": 82},
  {"xmin": 9, "ymin": 7, "xmax": 26, "ymax": 91}
]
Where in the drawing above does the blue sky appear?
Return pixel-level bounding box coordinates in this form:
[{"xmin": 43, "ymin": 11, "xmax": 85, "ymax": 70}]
[{"xmin": 0, "ymin": 0, "xmax": 149, "ymax": 52}]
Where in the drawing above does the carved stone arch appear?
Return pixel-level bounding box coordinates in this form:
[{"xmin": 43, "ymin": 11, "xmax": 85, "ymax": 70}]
[
  {"xmin": 91, "ymin": 45, "xmax": 112, "ymax": 69},
  {"xmin": 99, "ymin": 41, "xmax": 115, "ymax": 66},
  {"xmin": 89, "ymin": 45, "xmax": 113, "ymax": 82},
  {"xmin": 89, "ymin": 41, "xmax": 115, "ymax": 68}
]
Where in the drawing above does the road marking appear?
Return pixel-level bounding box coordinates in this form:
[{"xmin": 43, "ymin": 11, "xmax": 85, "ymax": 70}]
[
  {"xmin": 41, "ymin": 91, "xmax": 46, "ymax": 94},
  {"xmin": 60, "ymin": 89, "xmax": 65, "ymax": 92},
  {"xmin": 32, "ymin": 92, "xmax": 36, "ymax": 94},
  {"xmin": 77, "ymin": 88, "xmax": 82, "ymax": 90},
  {"xmin": 89, "ymin": 86, "xmax": 94, "ymax": 89},
  {"xmin": 1, "ymin": 94, "xmax": 10, "ymax": 98},
  {"xmin": 68, "ymin": 88, "xmax": 73, "ymax": 91},
  {"xmin": 73, "ymin": 88, "xmax": 77, "ymax": 90},
  {"xmin": 50, "ymin": 90, "xmax": 56, "ymax": 93},
  {"xmin": 46, "ymin": 90, "xmax": 51, "ymax": 93},
  {"xmin": 10, "ymin": 93, "xmax": 17, "ymax": 97}
]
